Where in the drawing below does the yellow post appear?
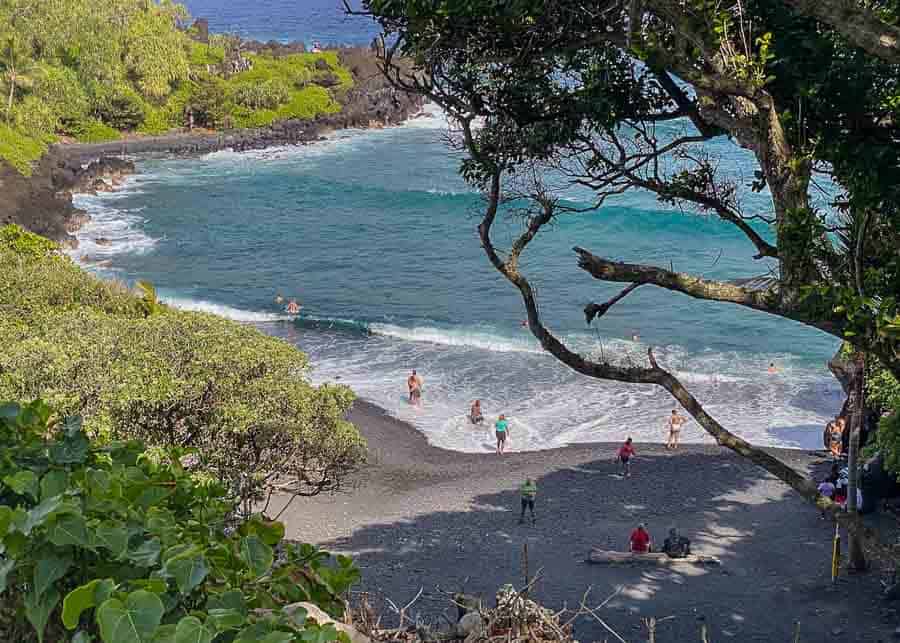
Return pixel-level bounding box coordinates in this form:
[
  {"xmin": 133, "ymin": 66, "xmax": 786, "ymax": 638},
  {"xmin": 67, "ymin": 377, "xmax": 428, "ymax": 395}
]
[{"xmin": 831, "ymin": 522, "xmax": 841, "ymax": 583}]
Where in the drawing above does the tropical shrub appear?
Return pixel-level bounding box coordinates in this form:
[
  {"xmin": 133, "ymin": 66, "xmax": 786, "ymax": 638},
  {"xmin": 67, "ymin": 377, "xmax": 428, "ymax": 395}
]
[
  {"xmin": 88, "ymin": 81, "xmax": 147, "ymax": 131},
  {"xmin": 73, "ymin": 120, "xmax": 121, "ymax": 144},
  {"xmin": 0, "ymin": 399, "xmax": 361, "ymax": 643},
  {"xmin": 188, "ymin": 76, "xmax": 231, "ymax": 128},
  {"xmin": 232, "ymin": 79, "xmax": 292, "ymax": 110},
  {"xmin": 0, "ymin": 225, "xmax": 366, "ymax": 516}
]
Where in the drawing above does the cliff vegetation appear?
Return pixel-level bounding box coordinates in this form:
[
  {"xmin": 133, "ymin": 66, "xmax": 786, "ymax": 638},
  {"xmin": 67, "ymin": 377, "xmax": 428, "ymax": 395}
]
[{"xmin": 0, "ymin": 0, "xmax": 353, "ymax": 173}]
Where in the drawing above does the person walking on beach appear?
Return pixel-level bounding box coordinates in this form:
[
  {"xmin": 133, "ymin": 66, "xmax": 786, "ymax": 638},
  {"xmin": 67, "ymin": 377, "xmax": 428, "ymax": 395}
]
[
  {"xmin": 495, "ymin": 414, "xmax": 509, "ymax": 454},
  {"xmin": 618, "ymin": 438, "xmax": 635, "ymax": 477},
  {"xmin": 407, "ymin": 370, "xmax": 423, "ymax": 405},
  {"xmin": 666, "ymin": 409, "xmax": 686, "ymax": 450},
  {"xmin": 519, "ymin": 478, "xmax": 537, "ymax": 524}
]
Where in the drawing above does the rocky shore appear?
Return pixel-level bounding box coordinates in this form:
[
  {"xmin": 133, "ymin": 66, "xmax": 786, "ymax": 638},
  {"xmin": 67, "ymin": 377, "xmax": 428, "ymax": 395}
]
[{"xmin": 0, "ymin": 46, "xmax": 424, "ymax": 248}]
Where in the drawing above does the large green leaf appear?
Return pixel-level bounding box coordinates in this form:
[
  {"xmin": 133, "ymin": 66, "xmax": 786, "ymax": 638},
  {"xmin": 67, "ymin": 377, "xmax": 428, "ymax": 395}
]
[
  {"xmin": 0, "ymin": 558, "xmax": 15, "ymax": 594},
  {"xmin": 96, "ymin": 590, "xmax": 164, "ymax": 643},
  {"xmin": 239, "ymin": 535, "xmax": 273, "ymax": 578},
  {"xmin": 94, "ymin": 522, "xmax": 129, "ymax": 558},
  {"xmin": 24, "ymin": 586, "xmax": 60, "ymax": 643},
  {"xmin": 163, "ymin": 551, "xmax": 209, "ymax": 595},
  {"xmin": 174, "ymin": 616, "xmax": 214, "ymax": 643},
  {"xmin": 47, "ymin": 514, "xmax": 89, "ymax": 547},
  {"xmin": 206, "ymin": 608, "xmax": 246, "ymax": 632},
  {"xmin": 240, "ymin": 515, "xmax": 286, "ymax": 546},
  {"xmin": 260, "ymin": 632, "xmax": 297, "ymax": 643},
  {"xmin": 48, "ymin": 431, "xmax": 90, "ymax": 465},
  {"xmin": 128, "ymin": 538, "xmax": 162, "ymax": 567},
  {"xmin": 134, "ymin": 485, "xmax": 174, "ymax": 509},
  {"xmin": 206, "ymin": 589, "xmax": 247, "ymax": 615},
  {"xmin": 0, "ymin": 506, "xmax": 14, "ymax": 536},
  {"xmin": 62, "ymin": 578, "xmax": 116, "ymax": 630},
  {"xmin": 40, "ymin": 470, "xmax": 69, "ymax": 500},
  {"xmin": 22, "ymin": 495, "xmax": 67, "ymax": 535},
  {"xmin": 33, "ymin": 551, "xmax": 72, "ymax": 598},
  {"xmin": 151, "ymin": 624, "xmax": 177, "ymax": 643},
  {"xmin": 3, "ymin": 470, "xmax": 39, "ymax": 499}
]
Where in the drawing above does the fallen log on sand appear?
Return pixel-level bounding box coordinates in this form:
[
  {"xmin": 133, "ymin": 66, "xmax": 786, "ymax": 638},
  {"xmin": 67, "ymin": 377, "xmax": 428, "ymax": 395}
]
[{"xmin": 587, "ymin": 549, "xmax": 721, "ymax": 566}]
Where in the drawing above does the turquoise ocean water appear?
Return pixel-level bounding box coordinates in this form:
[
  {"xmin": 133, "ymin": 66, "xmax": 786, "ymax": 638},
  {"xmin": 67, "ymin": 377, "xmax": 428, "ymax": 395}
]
[{"xmin": 70, "ymin": 2, "xmax": 843, "ymax": 452}]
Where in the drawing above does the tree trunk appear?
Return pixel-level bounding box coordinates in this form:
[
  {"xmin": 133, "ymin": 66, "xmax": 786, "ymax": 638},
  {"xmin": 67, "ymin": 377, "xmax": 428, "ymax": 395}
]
[
  {"xmin": 847, "ymin": 354, "xmax": 867, "ymax": 571},
  {"xmin": 6, "ymin": 70, "xmax": 15, "ymax": 124}
]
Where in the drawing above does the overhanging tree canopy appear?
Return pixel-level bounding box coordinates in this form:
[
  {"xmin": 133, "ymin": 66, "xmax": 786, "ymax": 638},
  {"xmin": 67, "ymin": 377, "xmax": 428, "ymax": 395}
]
[{"xmin": 361, "ymin": 0, "xmax": 900, "ymax": 523}]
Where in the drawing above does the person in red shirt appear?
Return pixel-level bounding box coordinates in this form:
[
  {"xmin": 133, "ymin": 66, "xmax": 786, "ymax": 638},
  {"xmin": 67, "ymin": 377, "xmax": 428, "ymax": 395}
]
[
  {"xmin": 630, "ymin": 523, "xmax": 651, "ymax": 554},
  {"xmin": 617, "ymin": 437, "xmax": 636, "ymax": 477}
]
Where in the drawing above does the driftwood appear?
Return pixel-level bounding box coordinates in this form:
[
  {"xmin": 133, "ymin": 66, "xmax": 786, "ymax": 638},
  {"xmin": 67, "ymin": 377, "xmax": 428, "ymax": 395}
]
[{"xmin": 587, "ymin": 549, "xmax": 721, "ymax": 566}]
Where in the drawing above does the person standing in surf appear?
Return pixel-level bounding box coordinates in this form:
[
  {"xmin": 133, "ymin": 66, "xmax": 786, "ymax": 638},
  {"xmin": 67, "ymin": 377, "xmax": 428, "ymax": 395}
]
[
  {"xmin": 286, "ymin": 299, "xmax": 301, "ymax": 315},
  {"xmin": 495, "ymin": 414, "xmax": 509, "ymax": 454},
  {"xmin": 407, "ymin": 369, "xmax": 423, "ymax": 405},
  {"xmin": 469, "ymin": 399, "xmax": 484, "ymax": 424},
  {"xmin": 666, "ymin": 409, "xmax": 686, "ymax": 450}
]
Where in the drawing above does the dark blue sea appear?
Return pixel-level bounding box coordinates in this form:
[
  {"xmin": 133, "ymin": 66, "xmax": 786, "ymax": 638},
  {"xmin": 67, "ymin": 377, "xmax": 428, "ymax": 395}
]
[{"xmin": 71, "ymin": 1, "xmax": 842, "ymax": 451}]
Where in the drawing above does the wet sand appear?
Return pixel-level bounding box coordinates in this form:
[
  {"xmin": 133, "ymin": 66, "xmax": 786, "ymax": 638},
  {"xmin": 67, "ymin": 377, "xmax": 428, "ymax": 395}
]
[{"xmin": 273, "ymin": 400, "xmax": 895, "ymax": 642}]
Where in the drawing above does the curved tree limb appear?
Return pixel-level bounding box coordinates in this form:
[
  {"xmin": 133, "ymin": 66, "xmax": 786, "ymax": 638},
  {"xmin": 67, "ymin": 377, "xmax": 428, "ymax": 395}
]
[
  {"xmin": 574, "ymin": 247, "xmax": 844, "ymax": 337},
  {"xmin": 779, "ymin": 0, "xmax": 900, "ymax": 64},
  {"xmin": 477, "ymin": 170, "xmax": 877, "ymax": 554}
]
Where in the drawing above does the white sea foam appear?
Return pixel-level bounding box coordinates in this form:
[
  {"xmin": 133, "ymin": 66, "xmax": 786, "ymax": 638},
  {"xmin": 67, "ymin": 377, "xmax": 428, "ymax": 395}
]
[
  {"xmin": 70, "ymin": 182, "xmax": 159, "ymax": 262},
  {"xmin": 161, "ymin": 296, "xmax": 293, "ymax": 322},
  {"xmin": 296, "ymin": 317, "xmax": 842, "ymax": 454}
]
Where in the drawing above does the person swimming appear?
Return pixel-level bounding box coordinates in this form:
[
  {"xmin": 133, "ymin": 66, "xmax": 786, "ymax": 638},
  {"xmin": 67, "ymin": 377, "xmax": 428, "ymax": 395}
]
[
  {"xmin": 275, "ymin": 293, "xmax": 285, "ymax": 305},
  {"xmin": 286, "ymin": 299, "xmax": 301, "ymax": 315},
  {"xmin": 767, "ymin": 362, "xmax": 778, "ymax": 374}
]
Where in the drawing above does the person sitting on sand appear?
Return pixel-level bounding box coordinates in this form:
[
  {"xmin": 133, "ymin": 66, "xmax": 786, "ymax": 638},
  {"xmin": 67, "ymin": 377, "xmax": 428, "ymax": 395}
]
[
  {"xmin": 408, "ymin": 370, "xmax": 423, "ymax": 405},
  {"xmin": 495, "ymin": 414, "xmax": 509, "ymax": 454},
  {"xmin": 662, "ymin": 527, "xmax": 691, "ymax": 558},
  {"xmin": 519, "ymin": 478, "xmax": 537, "ymax": 524},
  {"xmin": 469, "ymin": 399, "xmax": 484, "ymax": 424},
  {"xmin": 630, "ymin": 523, "xmax": 651, "ymax": 554},
  {"xmin": 286, "ymin": 299, "xmax": 301, "ymax": 315},
  {"xmin": 666, "ymin": 409, "xmax": 686, "ymax": 450},
  {"xmin": 617, "ymin": 437, "xmax": 636, "ymax": 477}
]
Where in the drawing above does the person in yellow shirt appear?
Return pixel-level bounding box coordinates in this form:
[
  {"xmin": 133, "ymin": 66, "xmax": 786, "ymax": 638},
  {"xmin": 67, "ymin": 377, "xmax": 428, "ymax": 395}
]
[{"xmin": 519, "ymin": 478, "xmax": 537, "ymax": 524}]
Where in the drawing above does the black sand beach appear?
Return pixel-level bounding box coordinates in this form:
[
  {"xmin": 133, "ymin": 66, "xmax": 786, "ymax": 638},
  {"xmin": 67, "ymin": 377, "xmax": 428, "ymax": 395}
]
[{"xmin": 274, "ymin": 401, "xmax": 895, "ymax": 642}]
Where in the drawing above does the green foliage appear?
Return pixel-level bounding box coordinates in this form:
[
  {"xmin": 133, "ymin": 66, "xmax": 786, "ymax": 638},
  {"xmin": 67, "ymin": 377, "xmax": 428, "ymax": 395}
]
[
  {"xmin": 233, "ymin": 80, "xmax": 292, "ymax": 110},
  {"xmin": 189, "ymin": 41, "xmax": 226, "ymax": 67},
  {"xmin": 0, "ymin": 124, "xmax": 46, "ymax": 175},
  {"xmin": 89, "ymin": 81, "xmax": 147, "ymax": 131},
  {"xmin": 0, "ymin": 225, "xmax": 366, "ymax": 517},
  {"xmin": 73, "ymin": 120, "xmax": 121, "ymax": 144},
  {"xmin": 0, "ymin": 1, "xmax": 356, "ymax": 173},
  {"xmin": 0, "ymin": 400, "xmax": 361, "ymax": 643}
]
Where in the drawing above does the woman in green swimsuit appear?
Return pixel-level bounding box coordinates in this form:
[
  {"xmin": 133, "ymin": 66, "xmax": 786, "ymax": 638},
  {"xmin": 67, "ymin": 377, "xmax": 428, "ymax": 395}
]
[{"xmin": 495, "ymin": 414, "xmax": 509, "ymax": 454}]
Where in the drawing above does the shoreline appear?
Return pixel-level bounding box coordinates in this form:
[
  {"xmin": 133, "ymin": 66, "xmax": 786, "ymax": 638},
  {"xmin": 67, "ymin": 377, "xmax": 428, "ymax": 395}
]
[
  {"xmin": 1, "ymin": 45, "xmax": 425, "ymax": 248},
  {"xmin": 273, "ymin": 398, "xmax": 893, "ymax": 643}
]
